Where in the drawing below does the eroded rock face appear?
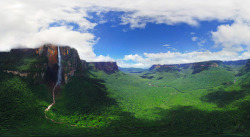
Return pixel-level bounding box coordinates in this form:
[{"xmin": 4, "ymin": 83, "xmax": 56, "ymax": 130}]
[
  {"xmin": 36, "ymin": 44, "xmax": 58, "ymax": 67},
  {"xmin": 149, "ymin": 61, "xmax": 221, "ymax": 74},
  {"xmin": 3, "ymin": 70, "xmax": 29, "ymax": 77},
  {"xmin": 11, "ymin": 48, "xmax": 37, "ymax": 54},
  {"xmin": 60, "ymin": 46, "xmax": 82, "ymax": 83},
  {"xmin": 87, "ymin": 62, "xmax": 118, "ymax": 74},
  {"xmin": 2, "ymin": 44, "xmax": 119, "ymax": 84},
  {"xmin": 81, "ymin": 60, "xmax": 88, "ymax": 71},
  {"xmin": 36, "ymin": 44, "xmax": 59, "ymax": 84},
  {"xmin": 35, "ymin": 44, "xmax": 84, "ymax": 84},
  {"xmin": 1, "ymin": 44, "xmax": 85, "ymax": 85}
]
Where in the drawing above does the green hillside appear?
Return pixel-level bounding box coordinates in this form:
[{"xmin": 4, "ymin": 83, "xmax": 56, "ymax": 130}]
[{"xmin": 0, "ymin": 54, "xmax": 249, "ymax": 137}]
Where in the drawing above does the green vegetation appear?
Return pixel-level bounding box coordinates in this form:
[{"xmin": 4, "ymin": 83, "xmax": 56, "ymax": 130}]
[
  {"xmin": 0, "ymin": 56, "xmax": 249, "ymax": 136},
  {"xmin": 0, "ymin": 52, "xmax": 47, "ymax": 73}
]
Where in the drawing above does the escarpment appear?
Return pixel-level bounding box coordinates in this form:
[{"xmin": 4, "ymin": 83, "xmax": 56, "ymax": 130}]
[
  {"xmin": 1, "ymin": 44, "xmax": 120, "ymax": 86},
  {"xmin": 1, "ymin": 44, "xmax": 83, "ymax": 85},
  {"xmin": 149, "ymin": 60, "xmax": 248, "ymax": 74},
  {"xmin": 87, "ymin": 62, "xmax": 119, "ymax": 74}
]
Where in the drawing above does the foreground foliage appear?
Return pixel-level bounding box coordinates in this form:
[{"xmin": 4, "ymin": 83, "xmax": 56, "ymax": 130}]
[{"xmin": 0, "ymin": 62, "xmax": 250, "ymax": 137}]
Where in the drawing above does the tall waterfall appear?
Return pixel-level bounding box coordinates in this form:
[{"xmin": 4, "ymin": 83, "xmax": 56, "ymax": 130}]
[
  {"xmin": 45, "ymin": 46, "xmax": 62, "ymax": 111},
  {"xmin": 56, "ymin": 46, "xmax": 62, "ymax": 86}
]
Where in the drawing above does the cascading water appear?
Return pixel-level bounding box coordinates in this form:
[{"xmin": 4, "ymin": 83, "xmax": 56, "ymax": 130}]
[
  {"xmin": 45, "ymin": 46, "xmax": 61, "ymax": 112},
  {"xmin": 56, "ymin": 46, "xmax": 62, "ymax": 86}
]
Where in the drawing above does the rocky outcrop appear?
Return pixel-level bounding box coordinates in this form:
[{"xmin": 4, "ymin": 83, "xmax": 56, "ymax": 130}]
[
  {"xmin": 35, "ymin": 44, "xmax": 83, "ymax": 84},
  {"xmin": 1, "ymin": 44, "xmax": 84, "ymax": 85},
  {"xmin": 191, "ymin": 61, "xmax": 220, "ymax": 74},
  {"xmin": 3, "ymin": 70, "xmax": 29, "ymax": 77},
  {"xmin": 149, "ymin": 64, "xmax": 181, "ymax": 72},
  {"xmin": 35, "ymin": 44, "xmax": 59, "ymax": 84},
  {"xmin": 1, "ymin": 44, "xmax": 119, "ymax": 85},
  {"xmin": 36, "ymin": 44, "xmax": 58, "ymax": 67},
  {"xmin": 149, "ymin": 61, "xmax": 221, "ymax": 74},
  {"xmin": 81, "ymin": 60, "xmax": 88, "ymax": 71},
  {"xmin": 10, "ymin": 48, "xmax": 37, "ymax": 54},
  {"xmin": 87, "ymin": 62, "xmax": 118, "ymax": 74},
  {"xmin": 60, "ymin": 46, "xmax": 82, "ymax": 83}
]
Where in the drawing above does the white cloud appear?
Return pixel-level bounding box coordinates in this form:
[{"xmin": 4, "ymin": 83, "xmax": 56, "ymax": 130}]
[
  {"xmin": 89, "ymin": 55, "xmax": 115, "ymax": 62},
  {"xmin": 191, "ymin": 37, "xmax": 198, "ymax": 41},
  {"xmin": 162, "ymin": 44, "xmax": 171, "ymax": 47},
  {"xmin": 120, "ymin": 49, "xmax": 249, "ymax": 68},
  {"xmin": 0, "ymin": 0, "xmax": 250, "ymax": 64},
  {"xmin": 117, "ymin": 60, "xmax": 148, "ymax": 68},
  {"xmin": 124, "ymin": 54, "xmax": 146, "ymax": 62},
  {"xmin": 0, "ymin": 0, "xmax": 109, "ymax": 61},
  {"xmin": 212, "ymin": 21, "xmax": 250, "ymax": 52},
  {"xmin": 191, "ymin": 32, "xmax": 195, "ymax": 35},
  {"xmin": 197, "ymin": 39, "xmax": 207, "ymax": 47}
]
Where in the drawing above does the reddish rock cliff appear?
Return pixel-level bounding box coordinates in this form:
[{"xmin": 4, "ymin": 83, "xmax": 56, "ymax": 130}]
[
  {"xmin": 87, "ymin": 62, "xmax": 118, "ymax": 74},
  {"xmin": 36, "ymin": 44, "xmax": 58, "ymax": 67},
  {"xmin": 35, "ymin": 44, "xmax": 84, "ymax": 84},
  {"xmin": 60, "ymin": 46, "xmax": 82, "ymax": 83},
  {"xmin": 1, "ymin": 44, "xmax": 85, "ymax": 85}
]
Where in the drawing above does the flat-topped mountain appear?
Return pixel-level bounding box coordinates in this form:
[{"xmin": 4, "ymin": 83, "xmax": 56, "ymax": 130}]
[
  {"xmin": 149, "ymin": 60, "xmax": 248, "ymax": 74},
  {"xmin": 87, "ymin": 62, "xmax": 119, "ymax": 74}
]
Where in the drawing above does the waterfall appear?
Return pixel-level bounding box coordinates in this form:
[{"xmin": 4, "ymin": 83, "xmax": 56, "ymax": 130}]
[
  {"xmin": 56, "ymin": 46, "xmax": 62, "ymax": 86},
  {"xmin": 45, "ymin": 46, "xmax": 61, "ymax": 111}
]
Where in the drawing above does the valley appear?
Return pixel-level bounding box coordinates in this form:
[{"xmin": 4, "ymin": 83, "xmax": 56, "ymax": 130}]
[{"xmin": 0, "ymin": 45, "xmax": 249, "ymax": 137}]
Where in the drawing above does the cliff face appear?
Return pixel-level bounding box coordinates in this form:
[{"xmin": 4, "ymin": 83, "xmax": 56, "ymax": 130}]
[
  {"xmin": 0, "ymin": 48, "xmax": 48, "ymax": 84},
  {"xmin": 36, "ymin": 44, "xmax": 58, "ymax": 84},
  {"xmin": 36, "ymin": 45, "xmax": 58, "ymax": 67},
  {"xmin": 1, "ymin": 44, "xmax": 84, "ymax": 85},
  {"xmin": 35, "ymin": 44, "xmax": 84, "ymax": 84},
  {"xmin": 60, "ymin": 46, "xmax": 82, "ymax": 83},
  {"xmin": 149, "ymin": 61, "xmax": 221, "ymax": 74},
  {"xmin": 87, "ymin": 62, "xmax": 118, "ymax": 74},
  {"xmin": 1, "ymin": 44, "xmax": 119, "ymax": 85},
  {"xmin": 81, "ymin": 60, "xmax": 88, "ymax": 71}
]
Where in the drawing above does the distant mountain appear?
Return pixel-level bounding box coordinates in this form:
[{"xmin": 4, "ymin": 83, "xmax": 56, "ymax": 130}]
[
  {"xmin": 119, "ymin": 67, "xmax": 147, "ymax": 73},
  {"xmin": 223, "ymin": 60, "xmax": 248, "ymax": 66},
  {"xmin": 149, "ymin": 60, "xmax": 249, "ymax": 74},
  {"xmin": 87, "ymin": 62, "xmax": 119, "ymax": 74}
]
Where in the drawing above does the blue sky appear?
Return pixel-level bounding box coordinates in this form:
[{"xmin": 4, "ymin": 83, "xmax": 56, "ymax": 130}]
[
  {"xmin": 91, "ymin": 11, "xmax": 234, "ymax": 58},
  {"xmin": 1, "ymin": 0, "xmax": 250, "ymax": 68}
]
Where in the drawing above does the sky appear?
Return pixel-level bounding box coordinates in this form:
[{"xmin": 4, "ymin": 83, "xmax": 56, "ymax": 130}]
[{"xmin": 0, "ymin": 0, "xmax": 250, "ymax": 68}]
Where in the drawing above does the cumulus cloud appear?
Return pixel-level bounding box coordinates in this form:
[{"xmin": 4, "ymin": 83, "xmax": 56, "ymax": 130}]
[
  {"xmin": 212, "ymin": 21, "xmax": 250, "ymax": 52},
  {"xmin": 0, "ymin": 0, "xmax": 250, "ymax": 63},
  {"xmin": 120, "ymin": 19, "xmax": 250, "ymax": 68},
  {"xmin": 119, "ymin": 49, "xmax": 248, "ymax": 68},
  {"xmin": 0, "ymin": 0, "xmax": 107, "ymax": 61}
]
